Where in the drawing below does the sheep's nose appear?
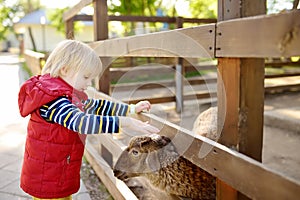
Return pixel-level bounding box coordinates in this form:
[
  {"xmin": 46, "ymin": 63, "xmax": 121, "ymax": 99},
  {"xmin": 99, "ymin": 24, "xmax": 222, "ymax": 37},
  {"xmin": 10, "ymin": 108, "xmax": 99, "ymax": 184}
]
[
  {"xmin": 113, "ymin": 169, "xmax": 122, "ymax": 177},
  {"xmin": 113, "ymin": 169, "xmax": 127, "ymax": 180},
  {"xmin": 113, "ymin": 169, "xmax": 120, "ymax": 176}
]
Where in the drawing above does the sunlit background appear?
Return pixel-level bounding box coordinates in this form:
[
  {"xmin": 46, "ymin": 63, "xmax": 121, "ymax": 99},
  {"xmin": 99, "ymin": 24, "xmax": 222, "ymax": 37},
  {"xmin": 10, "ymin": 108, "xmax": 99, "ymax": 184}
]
[{"xmin": 1, "ymin": 0, "xmax": 297, "ymax": 53}]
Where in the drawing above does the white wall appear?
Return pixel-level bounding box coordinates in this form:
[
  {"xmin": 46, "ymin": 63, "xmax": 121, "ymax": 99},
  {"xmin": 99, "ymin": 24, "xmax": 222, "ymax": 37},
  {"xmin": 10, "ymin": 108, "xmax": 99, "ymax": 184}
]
[{"xmin": 19, "ymin": 24, "xmax": 94, "ymax": 52}]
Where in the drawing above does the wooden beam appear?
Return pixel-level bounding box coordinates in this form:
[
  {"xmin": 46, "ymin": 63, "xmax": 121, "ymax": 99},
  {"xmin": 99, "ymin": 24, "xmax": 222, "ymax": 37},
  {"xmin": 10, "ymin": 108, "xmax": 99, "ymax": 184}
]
[
  {"xmin": 134, "ymin": 112, "xmax": 300, "ymax": 200},
  {"xmin": 111, "ymin": 76, "xmax": 217, "ymax": 91},
  {"xmin": 265, "ymin": 60, "xmax": 300, "ymax": 67},
  {"xmin": 72, "ymin": 14, "xmax": 217, "ymax": 24},
  {"xmin": 93, "ymin": 0, "xmax": 108, "ymax": 41},
  {"xmin": 175, "ymin": 13, "xmax": 184, "ymax": 113},
  {"xmin": 217, "ymin": 1, "xmax": 266, "ymax": 199},
  {"xmin": 63, "ymin": 0, "xmax": 93, "ymax": 21},
  {"xmin": 89, "ymin": 24, "xmax": 215, "ymax": 58},
  {"xmin": 175, "ymin": 62, "xmax": 183, "ymax": 113},
  {"xmin": 93, "ymin": 0, "xmax": 110, "ymax": 95},
  {"xmin": 123, "ymin": 91, "xmax": 216, "ymax": 104},
  {"xmin": 65, "ymin": 18, "xmax": 74, "ymax": 39},
  {"xmin": 73, "ymin": 14, "xmax": 93, "ymax": 21},
  {"xmin": 216, "ymin": 10, "xmax": 300, "ymax": 58},
  {"xmin": 24, "ymin": 49, "xmax": 45, "ymax": 75},
  {"xmin": 85, "ymin": 89, "xmax": 300, "ymax": 200},
  {"xmin": 88, "ymin": 10, "xmax": 300, "ymax": 59},
  {"xmin": 218, "ymin": 58, "xmax": 265, "ymax": 158}
]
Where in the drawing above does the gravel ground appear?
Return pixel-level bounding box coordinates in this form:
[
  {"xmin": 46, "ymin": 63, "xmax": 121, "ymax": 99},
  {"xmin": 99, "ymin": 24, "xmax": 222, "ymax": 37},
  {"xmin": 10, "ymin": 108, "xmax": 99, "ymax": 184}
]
[{"xmin": 80, "ymin": 158, "xmax": 113, "ymax": 200}]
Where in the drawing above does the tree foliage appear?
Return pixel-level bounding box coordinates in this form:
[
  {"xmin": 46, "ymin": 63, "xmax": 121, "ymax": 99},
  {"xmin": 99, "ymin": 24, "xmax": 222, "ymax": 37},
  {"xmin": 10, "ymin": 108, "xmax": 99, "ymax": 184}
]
[
  {"xmin": 0, "ymin": 0, "xmax": 22, "ymax": 40},
  {"xmin": 188, "ymin": 0, "xmax": 217, "ymax": 19},
  {"xmin": 47, "ymin": 8, "xmax": 85, "ymax": 36},
  {"xmin": 47, "ymin": 8, "xmax": 68, "ymax": 35},
  {"xmin": 108, "ymin": 0, "xmax": 158, "ymax": 16},
  {"xmin": 108, "ymin": 0, "xmax": 162, "ymax": 35},
  {"xmin": 0, "ymin": 0, "xmax": 41, "ymax": 41},
  {"xmin": 107, "ymin": 0, "xmax": 219, "ymax": 34}
]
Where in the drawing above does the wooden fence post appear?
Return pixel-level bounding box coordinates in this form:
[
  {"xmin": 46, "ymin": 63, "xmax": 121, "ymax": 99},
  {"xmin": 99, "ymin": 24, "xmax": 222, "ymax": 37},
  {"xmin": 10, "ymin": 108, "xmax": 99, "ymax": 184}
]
[
  {"xmin": 216, "ymin": 0, "xmax": 266, "ymax": 199},
  {"xmin": 94, "ymin": 0, "xmax": 110, "ymax": 95},
  {"xmin": 175, "ymin": 17, "xmax": 184, "ymax": 113},
  {"xmin": 175, "ymin": 61, "xmax": 183, "ymax": 113},
  {"xmin": 65, "ymin": 18, "xmax": 74, "ymax": 39}
]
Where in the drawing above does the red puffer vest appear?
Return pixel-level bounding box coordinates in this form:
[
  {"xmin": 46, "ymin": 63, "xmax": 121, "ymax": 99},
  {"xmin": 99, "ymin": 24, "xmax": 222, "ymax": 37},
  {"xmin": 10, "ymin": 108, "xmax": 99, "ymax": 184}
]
[{"xmin": 18, "ymin": 74, "xmax": 88, "ymax": 198}]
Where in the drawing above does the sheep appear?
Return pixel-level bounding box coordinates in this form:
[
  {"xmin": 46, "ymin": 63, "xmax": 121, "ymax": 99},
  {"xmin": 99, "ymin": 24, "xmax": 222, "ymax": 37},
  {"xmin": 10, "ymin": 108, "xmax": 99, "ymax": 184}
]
[
  {"xmin": 113, "ymin": 134, "xmax": 216, "ymax": 199},
  {"xmin": 192, "ymin": 107, "xmax": 218, "ymax": 141}
]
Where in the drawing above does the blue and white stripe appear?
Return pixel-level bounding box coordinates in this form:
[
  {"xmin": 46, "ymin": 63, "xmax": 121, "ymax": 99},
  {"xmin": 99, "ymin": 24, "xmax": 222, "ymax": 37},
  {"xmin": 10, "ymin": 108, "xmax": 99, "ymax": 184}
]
[{"xmin": 40, "ymin": 96, "xmax": 129, "ymax": 134}]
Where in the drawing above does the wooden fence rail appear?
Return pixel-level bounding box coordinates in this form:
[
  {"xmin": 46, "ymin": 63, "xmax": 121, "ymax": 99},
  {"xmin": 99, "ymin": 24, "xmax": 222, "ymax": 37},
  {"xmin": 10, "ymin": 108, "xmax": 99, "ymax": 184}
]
[
  {"xmin": 63, "ymin": 1, "xmax": 300, "ymax": 199},
  {"xmin": 23, "ymin": 49, "xmax": 45, "ymax": 75},
  {"xmin": 86, "ymin": 89, "xmax": 300, "ymax": 200},
  {"xmin": 87, "ymin": 10, "xmax": 300, "ymax": 59}
]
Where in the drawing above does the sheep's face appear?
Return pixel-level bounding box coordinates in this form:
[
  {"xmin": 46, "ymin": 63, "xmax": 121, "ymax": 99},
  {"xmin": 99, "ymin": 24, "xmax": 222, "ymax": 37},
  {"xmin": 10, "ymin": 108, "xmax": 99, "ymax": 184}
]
[{"xmin": 113, "ymin": 134, "xmax": 171, "ymax": 181}]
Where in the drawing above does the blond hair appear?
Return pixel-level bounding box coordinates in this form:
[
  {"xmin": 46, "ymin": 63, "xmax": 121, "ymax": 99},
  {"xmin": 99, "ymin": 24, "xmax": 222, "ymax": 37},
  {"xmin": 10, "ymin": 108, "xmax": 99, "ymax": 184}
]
[{"xmin": 42, "ymin": 40, "xmax": 102, "ymax": 78}]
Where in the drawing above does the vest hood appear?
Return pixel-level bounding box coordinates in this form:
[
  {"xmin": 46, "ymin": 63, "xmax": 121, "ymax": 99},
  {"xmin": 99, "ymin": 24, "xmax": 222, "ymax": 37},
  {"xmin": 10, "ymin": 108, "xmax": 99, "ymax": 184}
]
[{"xmin": 18, "ymin": 74, "xmax": 88, "ymax": 117}]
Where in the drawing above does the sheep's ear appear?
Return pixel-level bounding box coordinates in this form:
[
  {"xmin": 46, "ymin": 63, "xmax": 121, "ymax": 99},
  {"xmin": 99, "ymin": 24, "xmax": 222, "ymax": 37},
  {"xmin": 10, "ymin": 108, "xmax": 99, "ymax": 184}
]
[{"xmin": 146, "ymin": 151, "xmax": 160, "ymax": 172}]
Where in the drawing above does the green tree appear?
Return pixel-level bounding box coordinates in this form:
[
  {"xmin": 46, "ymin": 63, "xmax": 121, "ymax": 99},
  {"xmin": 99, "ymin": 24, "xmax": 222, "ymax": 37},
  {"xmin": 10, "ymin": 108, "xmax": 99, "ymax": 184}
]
[
  {"xmin": 47, "ymin": 8, "xmax": 67, "ymax": 35},
  {"xmin": 108, "ymin": 0, "xmax": 162, "ymax": 35},
  {"xmin": 0, "ymin": 0, "xmax": 22, "ymax": 41},
  {"xmin": 0, "ymin": 0, "xmax": 41, "ymax": 50},
  {"xmin": 188, "ymin": 0, "xmax": 217, "ymax": 19},
  {"xmin": 47, "ymin": 8, "xmax": 85, "ymax": 37}
]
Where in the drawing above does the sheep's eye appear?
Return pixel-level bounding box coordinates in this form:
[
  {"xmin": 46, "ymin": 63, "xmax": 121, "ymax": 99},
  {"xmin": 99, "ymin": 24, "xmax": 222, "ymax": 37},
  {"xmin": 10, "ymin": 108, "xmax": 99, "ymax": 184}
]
[{"xmin": 131, "ymin": 150, "xmax": 139, "ymax": 156}]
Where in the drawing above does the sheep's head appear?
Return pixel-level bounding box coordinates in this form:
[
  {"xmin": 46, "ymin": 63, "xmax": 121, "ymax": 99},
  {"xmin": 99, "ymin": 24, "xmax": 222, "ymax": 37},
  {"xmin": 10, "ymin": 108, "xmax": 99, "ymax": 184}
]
[{"xmin": 113, "ymin": 134, "xmax": 173, "ymax": 181}]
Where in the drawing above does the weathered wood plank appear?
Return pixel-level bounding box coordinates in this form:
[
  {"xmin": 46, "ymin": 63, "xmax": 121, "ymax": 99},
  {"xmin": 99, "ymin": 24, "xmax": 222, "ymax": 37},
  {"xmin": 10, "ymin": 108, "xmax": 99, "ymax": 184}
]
[
  {"xmin": 89, "ymin": 24, "xmax": 215, "ymax": 58},
  {"xmin": 24, "ymin": 49, "xmax": 45, "ymax": 75},
  {"xmin": 88, "ymin": 10, "xmax": 300, "ymax": 59},
  {"xmin": 93, "ymin": 0, "xmax": 108, "ymax": 41},
  {"xmin": 217, "ymin": 58, "xmax": 265, "ymax": 160},
  {"xmin": 135, "ymin": 113, "xmax": 300, "ymax": 200},
  {"xmin": 65, "ymin": 18, "xmax": 74, "ymax": 39},
  {"xmin": 217, "ymin": 0, "xmax": 266, "ymax": 199},
  {"xmin": 111, "ymin": 77, "xmax": 217, "ymax": 91},
  {"xmin": 93, "ymin": 0, "xmax": 110, "ymax": 95},
  {"xmin": 216, "ymin": 10, "xmax": 300, "ymax": 58},
  {"xmin": 109, "ymin": 15, "xmax": 217, "ymax": 24},
  {"xmin": 73, "ymin": 14, "xmax": 217, "ymax": 24},
  {"xmin": 123, "ymin": 91, "xmax": 216, "ymax": 104},
  {"xmin": 63, "ymin": 0, "xmax": 93, "ymax": 21},
  {"xmin": 86, "ymin": 88, "xmax": 300, "ymax": 199}
]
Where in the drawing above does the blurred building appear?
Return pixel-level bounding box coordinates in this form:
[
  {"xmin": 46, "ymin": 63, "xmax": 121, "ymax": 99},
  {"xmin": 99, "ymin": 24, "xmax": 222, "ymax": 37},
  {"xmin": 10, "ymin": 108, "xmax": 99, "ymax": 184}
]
[{"xmin": 14, "ymin": 9, "xmax": 94, "ymax": 52}]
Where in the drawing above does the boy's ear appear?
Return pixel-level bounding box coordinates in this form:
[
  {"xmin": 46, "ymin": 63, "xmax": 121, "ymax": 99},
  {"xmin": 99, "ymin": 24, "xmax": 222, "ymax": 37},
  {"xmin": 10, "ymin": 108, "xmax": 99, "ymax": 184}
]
[{"xmin": 60, "ymin": 66, "xmax": 69, "ymax": 76}]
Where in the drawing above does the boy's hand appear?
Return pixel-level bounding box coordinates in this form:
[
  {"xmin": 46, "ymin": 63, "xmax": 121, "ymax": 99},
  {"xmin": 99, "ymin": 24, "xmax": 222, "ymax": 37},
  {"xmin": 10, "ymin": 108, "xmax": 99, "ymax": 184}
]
[{"xmin": 134, "ymin": 100, "xmax": 151, "ymax": 113}]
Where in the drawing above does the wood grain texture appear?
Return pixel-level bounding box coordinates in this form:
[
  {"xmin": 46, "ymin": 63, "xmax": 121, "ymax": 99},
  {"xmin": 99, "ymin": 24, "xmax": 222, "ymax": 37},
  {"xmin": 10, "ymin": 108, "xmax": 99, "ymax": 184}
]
[
  {"xmin": 89, "ymin": 24, "xmax": 215, "ymax": 58},
  {"xmin": 216, "ymin": 10, "xmax": 300, "ymax": 58}
]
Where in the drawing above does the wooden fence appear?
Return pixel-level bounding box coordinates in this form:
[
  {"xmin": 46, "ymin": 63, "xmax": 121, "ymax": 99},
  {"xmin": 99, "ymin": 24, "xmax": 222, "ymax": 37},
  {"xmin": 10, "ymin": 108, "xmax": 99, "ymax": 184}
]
[
  {"xmin": 23, "ymin": 49, "xmax": 46, "ymax": 75},
  {"xmin": 63, "ymin": 0, "xmax": 300, "ymax": 199}
]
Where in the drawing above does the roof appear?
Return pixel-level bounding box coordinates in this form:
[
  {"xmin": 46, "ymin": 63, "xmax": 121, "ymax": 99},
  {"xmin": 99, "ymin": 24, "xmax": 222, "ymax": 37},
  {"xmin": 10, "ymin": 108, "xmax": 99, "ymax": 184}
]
[
  {"xmin": 17, "ymin": 9, "xmax": 49, "ymax": 25},
  {"xmin": 16, "ymin": 9, "xmax": 93, "ymax": 26}
]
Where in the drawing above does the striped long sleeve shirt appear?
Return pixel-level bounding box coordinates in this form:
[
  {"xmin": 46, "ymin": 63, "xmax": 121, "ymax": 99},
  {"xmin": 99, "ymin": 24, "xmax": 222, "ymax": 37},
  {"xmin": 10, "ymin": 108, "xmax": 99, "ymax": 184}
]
[{"xmin": 40, "ymin": 96, "xmax": 130, "ymax": 134}]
